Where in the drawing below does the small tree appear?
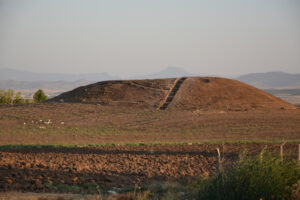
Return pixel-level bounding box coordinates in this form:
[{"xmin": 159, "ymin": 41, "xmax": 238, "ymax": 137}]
[
  {"xmin": 13, "ymin": 92, "xmax": 25, "ymax": 104},
  {"xmin": 33, "ymin": 89, "xmax": 47, "ymax": 103}
]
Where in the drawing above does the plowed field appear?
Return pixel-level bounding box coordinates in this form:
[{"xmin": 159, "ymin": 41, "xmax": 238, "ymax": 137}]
[{"xmin": 0, "ymin": 144, "xmax": 298, "ymax": 193}]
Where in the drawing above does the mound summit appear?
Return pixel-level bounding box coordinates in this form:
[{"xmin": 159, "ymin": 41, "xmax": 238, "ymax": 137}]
[{"xmin": 49, "ymin": 77, "xmax": 295, "ymax": 111}]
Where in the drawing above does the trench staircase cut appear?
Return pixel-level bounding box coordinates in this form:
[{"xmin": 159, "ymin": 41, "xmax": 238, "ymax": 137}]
[{"xmin": 158, "ymin": 77, "xmax": 186, "ymax": 110}]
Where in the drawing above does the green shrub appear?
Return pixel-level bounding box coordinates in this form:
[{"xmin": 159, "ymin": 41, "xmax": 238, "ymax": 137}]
[
  {"xmin": 0, "ymin": 90, "xmax": 30, "ymax": 105},
  {"xmin": 33, "ymin": 89, "xmax": 47, "ymax": 103},
  {"xmin": 25, "ymin": 99, "xmax": 32, "ymax": 104},
  {"xmin": 197, "ymin": 154, "xmax": 300, "ymax": 200},
  {"xmin": 13, "ymin": 92, "xmax": 25, "ymax": 104},
  {"xmin": 0, "ymin": 89, "xmax": 14, "ymax": 105}
]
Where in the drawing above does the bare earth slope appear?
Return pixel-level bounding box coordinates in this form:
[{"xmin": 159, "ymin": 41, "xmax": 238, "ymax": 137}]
[
  {"xmin": 49, "ymin": 77, "xmax": 295, "ymax": 111},
  {"xmin": 170, "ymin": 77, "xmax": 295, "ymax": 111},
  {"xmin": 49, "ymin": 79, "xmax": 175, "ymax": 108}
]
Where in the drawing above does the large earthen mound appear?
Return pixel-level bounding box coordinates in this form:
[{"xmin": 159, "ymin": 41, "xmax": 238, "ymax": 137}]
[
  {"xmin": 49, "ymin": 79, "xmax": 175, "ymax": 108},
  {"xmin": 49, "ymin": 77, "xmax": 295, "ymax": 111}
]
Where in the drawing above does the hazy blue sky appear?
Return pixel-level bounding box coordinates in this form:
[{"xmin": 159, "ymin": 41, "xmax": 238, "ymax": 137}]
[{"xmin": 0, "ymin": 0, "xmax": 299, "ymax": 77}]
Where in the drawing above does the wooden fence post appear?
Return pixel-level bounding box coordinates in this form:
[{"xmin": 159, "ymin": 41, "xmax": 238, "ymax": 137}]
[
  {"xmin": 280, "ymin": 141, "xmax": 287, "ymax": 163},
  {"xmin": 216, "ymin": 148, "xmax": 221, "ymax": 174},
  {"xmin": 260, "ymin": 145, "xmax": 268, "ymax": 162},
  {"xmin": 298, "ymin": 144, "xmax": 300, "ymax": 167}
]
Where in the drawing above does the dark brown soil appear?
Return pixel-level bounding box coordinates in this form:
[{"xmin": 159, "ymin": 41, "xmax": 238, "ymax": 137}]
[{"xmin": 0, "ymin": 144, "xmax": 298, "ymax": 193}]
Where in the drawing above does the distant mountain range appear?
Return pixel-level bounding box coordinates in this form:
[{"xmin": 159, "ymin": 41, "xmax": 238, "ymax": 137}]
[
  {"xmin": 1, "ymin": 68, "xmax": 300, "ymax": 100},
  {"xmin": 0, "ymin": 68, "xmax": 119, "ymax": 82},
  {"xmin": 236, "ymin": 71, "xmax": 300, "ymax": 89},
  {"xmin": 0, "ymin": 67, "xmax": 196, "ymax": 97},
  {"xmin": 236, "ymin": 72, "xmax": 300, "ymax": 106},
  {"xmin": 0, "ymin": 79, "xmax": 94, "ymax": 98}
]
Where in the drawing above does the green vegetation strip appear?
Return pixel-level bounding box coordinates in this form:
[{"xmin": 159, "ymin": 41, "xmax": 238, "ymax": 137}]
[{"xmin": 1, "ymin": 140, "xmax": 300, "ymax": 150}]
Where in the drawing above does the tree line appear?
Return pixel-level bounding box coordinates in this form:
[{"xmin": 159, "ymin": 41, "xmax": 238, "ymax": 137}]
[{"xmin": 0, "ymin": 89, "xmax": 47, "ymax": 105}]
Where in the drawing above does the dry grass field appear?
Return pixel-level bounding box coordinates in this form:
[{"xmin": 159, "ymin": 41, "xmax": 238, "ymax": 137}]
[{"xmin": 0, "ymin": 103, "xmax": 299, "ymax": 145}]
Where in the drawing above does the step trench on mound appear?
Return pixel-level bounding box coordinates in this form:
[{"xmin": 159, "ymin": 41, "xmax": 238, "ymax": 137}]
[{"xmin": 158, "ymin": 77, "xmax": 186, "ymax": 110}]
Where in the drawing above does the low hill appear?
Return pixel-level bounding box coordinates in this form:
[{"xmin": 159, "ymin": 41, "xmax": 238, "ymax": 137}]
[
  {"xmin": 49, "ymin": 77, "xmax": 295, "ymax": 111},
  {"xmin": 236, "ymin": 71, "xmax": 300, "ymax": 89},
  {"xmin": 0, "ymin": 68, "xmax": 119, "ymax": 82}
]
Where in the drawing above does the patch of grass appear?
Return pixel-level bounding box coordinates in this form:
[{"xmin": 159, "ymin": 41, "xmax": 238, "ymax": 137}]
[
  {"xmin": 147, "ymin": 182, "xmax": 186, "ymax": 199},
  {"xmin": 81, "ymin": 183, "xmax": 101, "ymax": 192},
  {"xmin": 196, "ymin": 153, "xmax": 300, "ymax": 200},
  {"xmin": 1, "ymin": 140, "xmax": 300, "ymax": 150},
  {"xmin": 55, "ymin": 184, "xmax": 82, "ymax": 192},
  {"xmin": 0, "ymin": 125, "xmax": 123, "ymax": 137},
  {"xmin": 1, "ymin": 114, "xmax": 27, "ymax": 121},
  {"xmin": 45, "ymin": 182, "xmax": 100, "ymax": 193},
  {"xmin": 110, "ymin": 183, "xmax": 185, "ymax": 200},
  {"xmin": 0, "ymin": 144, "xmax": 78, "ymax": 150}
]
